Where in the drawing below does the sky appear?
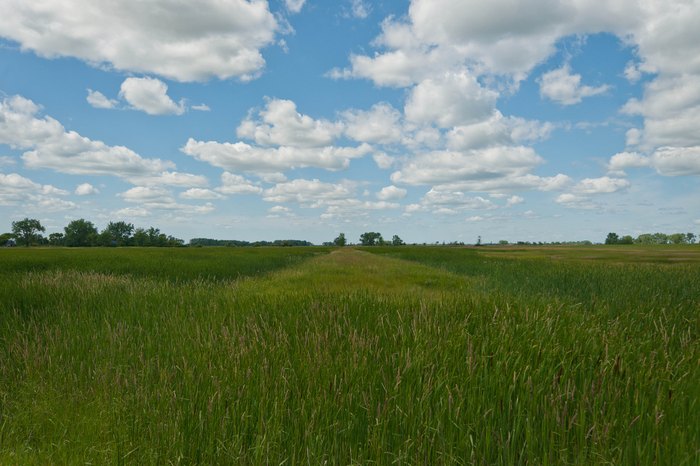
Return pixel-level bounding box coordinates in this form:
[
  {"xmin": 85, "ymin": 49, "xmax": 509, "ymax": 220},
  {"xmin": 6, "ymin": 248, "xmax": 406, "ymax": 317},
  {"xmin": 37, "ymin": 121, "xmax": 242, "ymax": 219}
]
[{"xmin": 1, "ymin": 0, "xmax": 699, "ymax": 245}]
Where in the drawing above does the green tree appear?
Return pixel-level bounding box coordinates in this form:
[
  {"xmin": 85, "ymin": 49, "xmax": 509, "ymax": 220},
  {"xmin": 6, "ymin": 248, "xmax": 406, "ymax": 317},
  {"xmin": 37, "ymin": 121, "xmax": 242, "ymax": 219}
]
[
  {"xmin": 11, "ymin": 218, "xmax": 45, "ymax": 246},
  {"xmin": 48, "ymin": 232, "xmax": 65, "ymax": 246},
  {"xmin": 391, "ymin": 234, "xmax": 405, "ymax": 246},
  {"xmin": 669, "ymin": 233, "xmax": 687, "ymax": 245},
  {"xmin": 619, "ymin": 235, "xmax": 634, "ymax": 245},
  {"xmin": 605, "ymin": 232, "xmax": 619, "ymax": 244},
  {"xmin": 333, "ymin": 233, "xmax": 347, "ymax": 247},
  {"xmin": 101, "ymin": 221, "xmax": 135, "ymax": 246},
  {"xmin": 64, "ymin": 219, "xmax": 98, "ymax": 247},
  {"xmin": 0, "ymin": 232, "xmax": 16, "ymax": 246},
  {"xmin": 686, "ymin": 232, "xmax": 697, "ymax": 244},
  {"xmin": 359, "ymin": 232, "xmax": 383, "ymax": 246}
]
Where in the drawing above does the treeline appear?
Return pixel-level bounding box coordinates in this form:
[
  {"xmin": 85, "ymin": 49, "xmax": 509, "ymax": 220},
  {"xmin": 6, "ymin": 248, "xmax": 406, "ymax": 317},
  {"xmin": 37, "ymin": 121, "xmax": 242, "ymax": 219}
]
[
  {"xmin": 189, "ymin": 238, "xmax": 313, "ymax": 247},
  {"xmin": 605, "ymin": 232, "xmax": 697, "ymax": 245},
  {"xmin": 3, "ymin": 218, "xmax": 183, "ymax": 247}
]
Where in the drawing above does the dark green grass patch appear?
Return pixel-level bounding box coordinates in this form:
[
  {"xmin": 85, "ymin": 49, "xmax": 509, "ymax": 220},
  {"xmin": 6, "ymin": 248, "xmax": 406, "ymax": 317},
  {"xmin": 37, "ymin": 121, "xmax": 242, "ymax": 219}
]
[{"xmin": 0, "ymin": 246, "xmax": 330, "ymax": 282}]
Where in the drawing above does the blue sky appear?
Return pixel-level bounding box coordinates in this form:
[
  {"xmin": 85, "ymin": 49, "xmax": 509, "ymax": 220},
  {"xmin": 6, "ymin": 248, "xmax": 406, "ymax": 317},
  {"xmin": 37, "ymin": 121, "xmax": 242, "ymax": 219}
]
[{"xmin": 1, "ymin": 0, "xmax": 699, "ymax": 244}]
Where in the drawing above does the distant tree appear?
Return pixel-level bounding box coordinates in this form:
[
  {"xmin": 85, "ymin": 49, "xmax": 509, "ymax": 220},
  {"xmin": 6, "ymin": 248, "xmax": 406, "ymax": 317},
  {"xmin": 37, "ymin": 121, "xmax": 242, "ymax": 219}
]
[
  {"xmin": 619, "ymin": 235, "xmax": 634, "ymax": 245},
  {"xmin": 687, "ymin": 232, "xmax": 697, "ymax": 244},
  {"xmin": 669, "ymin": 233, "xmax": 688, "ymax": 245},
  {"xmin": 101, "ymin": 221, "xmax": 134, "ymax": 246},
  {"xmin": 605, "ymin": 232, "xmax": 619, "ymax": 244},
  {"xmin": 64, "ymin": 219, "xmax": 98, "ymax": 247},
  {"xmin": 498, "ymin": 240, "xmax": 509, "ymax": 245},
  {"xmin": 391, "ymin": 234, "xmax": 405, "ymax": 246},
  {"xmin": 11, "ymin": 218, "xmax": 45, "ymax": 247},
  {"xmin": 0, "ymin": 232, "xmax": 15, "ymax": 246},
  {"xmin": 48, "ymin": 232, "xmax": 65, "ymax": 246},
  {"xmin": 359, "ymin": 232, "xmax": 383, "ymax": 246},
  {"xmin": 333, "ymin": 233, "xmax": 347, "ymax": 247}
]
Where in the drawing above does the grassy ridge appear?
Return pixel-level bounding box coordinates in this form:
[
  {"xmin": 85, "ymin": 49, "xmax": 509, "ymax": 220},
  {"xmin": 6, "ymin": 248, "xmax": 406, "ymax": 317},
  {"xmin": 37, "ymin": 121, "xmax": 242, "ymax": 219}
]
[{"xmin": 0, "ymin": 247, "xmax": 698, "ymax": 464}]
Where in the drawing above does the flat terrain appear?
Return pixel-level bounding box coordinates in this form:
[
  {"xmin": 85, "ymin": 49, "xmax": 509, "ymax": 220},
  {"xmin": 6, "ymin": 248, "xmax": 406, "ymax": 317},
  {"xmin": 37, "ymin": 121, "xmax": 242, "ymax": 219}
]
[{"xmin": 0, "ymin": 246, "xmax": 698, "ymax": 464}]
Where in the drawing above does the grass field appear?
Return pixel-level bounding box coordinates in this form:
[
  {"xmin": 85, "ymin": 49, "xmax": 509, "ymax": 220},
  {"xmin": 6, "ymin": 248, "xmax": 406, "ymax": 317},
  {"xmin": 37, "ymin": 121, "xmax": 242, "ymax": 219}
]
[{"xmin": 0, "ymin": 246, "xmax": 698, "ymax": 464}]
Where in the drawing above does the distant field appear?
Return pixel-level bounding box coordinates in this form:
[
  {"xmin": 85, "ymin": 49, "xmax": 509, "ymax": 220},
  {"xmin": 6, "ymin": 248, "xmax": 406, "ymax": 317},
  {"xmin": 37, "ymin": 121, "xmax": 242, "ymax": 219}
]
[{"xmin": 0, "ymin": 246, "xmax": 698, "ymax": 464}]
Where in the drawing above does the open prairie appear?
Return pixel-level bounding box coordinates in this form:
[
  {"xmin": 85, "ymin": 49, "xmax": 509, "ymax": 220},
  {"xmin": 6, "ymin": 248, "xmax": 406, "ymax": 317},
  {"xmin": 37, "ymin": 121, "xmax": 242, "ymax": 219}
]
[{"xmin": 1, "ymin": 246, "xmax": 698, "ymax": 464}]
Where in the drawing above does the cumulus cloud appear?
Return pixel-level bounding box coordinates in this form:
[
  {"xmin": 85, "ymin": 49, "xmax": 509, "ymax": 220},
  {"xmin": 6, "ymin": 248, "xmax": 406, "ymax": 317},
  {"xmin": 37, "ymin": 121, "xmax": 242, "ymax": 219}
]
[
  {"xmin": 405, "ymin": 71, "xmax": 498, "ymax": 127},
  {"xmin": 0, "ymin": 172, "xmax": 74, "ymax": 210},
  {"xmin": 350, "ymin": 0, "xmax": 371, "ymax": 19},
  {"xmin": 237, "ymin": 98, "xmax": 342, "ymax": 147},
  {"xmin": 183, "ymin": 139, "xmax": 372, "ymax": 173},
  {"xmin": 609, "ymin": 147, "xmax": 700, "ymax": 176},
  {"xmin": 390, "ymin": 145, "xmax": 543, "ymax": 186},
  {"xmin": 573, "ymin": 176, "xmax": 629, "ymax": 194},
  {"xmin": 285, "ymin": 0, "xmax": 306, "ymax": 13},
  {"xmin": 184, "ymin": 98, "xmax": 372, "ymax": 173},
  {"xmin": 119, "ymin": 186, "xmax": 214, "ymax": 214},
  {"xmin": 0, "ymin": 95, "xmax": 173, "ymax": 177},
  {"xmin": 86, "ymin": 89, "xmax": 118, "ymax": 109},
  {"xmin": 0, "ymin": 0, "xmax": 279, "ymax": 82},
  {"xmin": 75, "ymin": 183, "xmax": 99, "ymax": 195},
  {"xmin": 120, "ymin": 77, "xmax": 185, "ymax": 115},
  {"xmin": 179, "ymin": 188, "xmax": 225, "ymax": 200},
  {"xmin": 216, "ymin": 172, "xmax": 263, "ymax": 195},
  {"xmin": 538, "ymin": 64, "xmax": 610, "ymax": 105},
  {"xmin": 128, "ymin": 171, "xmax": 209, "ymax": 188},
  {"xmin": 263, "ymin": 179, "xmax": 352, "ymax": 206},
  {"xmin": 376, "ymin": 185, "xmax": 407, "ymax": 201},
  {"xmin": 506, "ymin": 195, "xmax": 524, "ymax": 206},
  {"xmin": 406, "ymin": 188, "xmax": 496, "ymax": 215},
  {"xmin": 342, "ymin": 103, "xmax": 403, "ymax": 144}
]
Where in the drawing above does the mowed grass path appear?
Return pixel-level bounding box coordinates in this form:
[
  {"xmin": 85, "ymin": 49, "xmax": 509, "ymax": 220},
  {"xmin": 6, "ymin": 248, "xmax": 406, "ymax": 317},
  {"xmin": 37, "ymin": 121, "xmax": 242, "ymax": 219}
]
[{"xmin": 1, "ymin": 247, "xmax": 698, "ymax": 464}]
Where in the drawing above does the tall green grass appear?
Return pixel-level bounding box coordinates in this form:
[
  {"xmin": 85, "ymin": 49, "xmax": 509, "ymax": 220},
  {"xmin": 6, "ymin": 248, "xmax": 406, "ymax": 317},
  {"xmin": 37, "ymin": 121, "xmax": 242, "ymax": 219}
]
[{"xmin": 0, "ymin": 247, "xmax": 698, "ymax": 464}]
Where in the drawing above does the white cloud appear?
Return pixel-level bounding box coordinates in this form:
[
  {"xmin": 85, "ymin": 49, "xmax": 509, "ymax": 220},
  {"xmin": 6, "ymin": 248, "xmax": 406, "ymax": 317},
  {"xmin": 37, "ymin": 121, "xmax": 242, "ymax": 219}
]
[
  {"xmin": 573, "ymin": 177, "xmax": 629, "ymax": 194},
  {"xmin": 86, "ymin": 89, "xmax": 118, "ymax": 109},
  {"xmin": 75, "ymin": 183, "xmax": 99, "ymax": 196},
  {"xmin": 376, "ymin": 185, "xmax": 407, "ymax": 201},
  {"xmin": 237, "ymin": 98, "xmax": 342, "ymax": 147},
  {"xmin": 179, "ymin": 188, "xmax": 225, "ymax": 200},
  {"xmin": 120, "ymin": 186, "xmax": 172, "ymax": 203},
  {"xmin": 555, "ymin": 193, "xmax": 598, "ymax": 210},
  {"xmin": 118, "ymin": 186, "xmax": 214, "ymax": 215},
  {"xmin": 0, "ymin": 172, "xmax": 73, "ymax": 210},
  {"xmin": 446, "ymin": 111, "xmax": 553, "ymax": 150},
  {"xmin": 405, "ymin": 71, "xmax": 498, "ymax": 127},
  {"xmin": 0, "ymin": 95, "xmax": 173, "ymax": 177},
  {"xmin": 113, "ymin": 207, "xmax": 150, "ymax": 218},
  {"xmin": 609, "ymin": 147, "xmax": 700, "ymax": 176},
  {"xmin": 0, "ymin": 0, "xmax": 278, "ymax": 82},
  {"xmin": 621, "ymin": 74, "xmax": 700, "ymax": 150},
  {"xmin": 538, "ymin": 64, "xmax": 610, "ymax": 105},
  {"xmin": 406, "ymin": 188, "xmax": 496, "ymax": 214},
  {"xmin": 285, "ymin": 0, "xmax": 306, "ymax": 14},
  {"xmin": 120, "ymin": 77, "xmax": 185, "ymax": 116},
  {"xmin": 263, "ymin": 179, "xmax": 352, "ymax": 206},
  {"xmin": 372, "ymin": 152, "xmax": 395, "ymax": 169},
  {"xmin": 506, "ymin": 195, "xmax": 524, "ymax": 207},
  {"xmin": 0, "ymin": 156, "xmax": 16, "ymax": 167},
  {"xmin": 216, "ymin": 172, "xmax": 263, "ymax": 195},
  {"xmin": 128, "ymin": 171, "xmax": 209, "ymax": 188},
  {"xmin": 390, "ymin": 145, "xmax": 543, "ymax": 186},
  {"xmin": 191, "ymin": 104, "xmax": 211, "ymax": 112},
  {"xmin": 350, "ymin": 0, "xmax": 371, "ymax": 19},
  {"xmin": 182, "ymin": 139, "xmax": 371, "ymax": 173},
  {"xmin": 342, "ymin": 103, "xmax": 403, "ymax": 144},
  {"xmin": 269, "ymin": 205, "xmax": 291, "ymax": 214}
]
